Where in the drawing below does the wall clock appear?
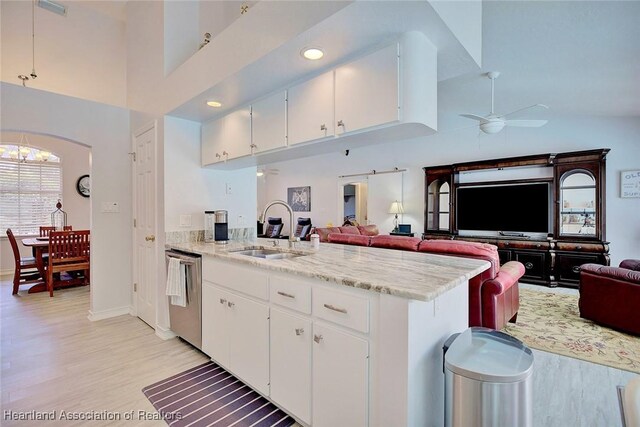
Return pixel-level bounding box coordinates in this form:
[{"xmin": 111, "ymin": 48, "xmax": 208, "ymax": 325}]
[{"xmin": 76, "ymin": 174, "xmax": 90, "ymax": 198}]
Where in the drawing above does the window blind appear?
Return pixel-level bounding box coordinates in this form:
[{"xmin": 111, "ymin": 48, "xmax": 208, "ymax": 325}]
[{"xmin": 0, "ymin": 159, "xmax": 62, "ymax": 236}]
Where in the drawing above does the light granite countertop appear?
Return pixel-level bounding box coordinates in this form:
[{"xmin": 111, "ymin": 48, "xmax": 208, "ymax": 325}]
[{"xmin": 167, "ymin": 238, "xmax": 490, "ymax": 302}]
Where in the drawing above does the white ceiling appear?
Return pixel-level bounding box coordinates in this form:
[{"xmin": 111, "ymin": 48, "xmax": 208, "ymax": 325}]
[
  {"xmin": 439, "ymin": 0, "xmax": 640, "ymax": 132},
  {"xmin": 168, "ymin": 1, "xmax": 481, "ymax": 122}
]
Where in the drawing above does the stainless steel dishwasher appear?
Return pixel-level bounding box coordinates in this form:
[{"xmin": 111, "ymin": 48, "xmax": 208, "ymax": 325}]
[{"xmin": 165, "ymin": 249, "xmax": 202, "ymax": 350}]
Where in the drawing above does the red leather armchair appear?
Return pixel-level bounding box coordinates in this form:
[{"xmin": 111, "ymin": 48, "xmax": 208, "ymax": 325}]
[
  {"xmin": 418, "ymin": 240, "xmax": 524, "ymax": 330},
  {"xmin": 579, "ymin": 259, "xmax": 640, "ymax": 336}
]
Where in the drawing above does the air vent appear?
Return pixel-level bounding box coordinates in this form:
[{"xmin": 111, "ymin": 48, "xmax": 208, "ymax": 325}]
[{"xmin": 37, "ymin": 0, "xmax": 67, "ymax": 17}]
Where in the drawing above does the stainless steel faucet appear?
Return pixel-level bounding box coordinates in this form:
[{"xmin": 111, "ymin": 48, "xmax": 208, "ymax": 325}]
[{"xmin": 259, "ymin": 200, "xmax": 299, "ymax": 248}]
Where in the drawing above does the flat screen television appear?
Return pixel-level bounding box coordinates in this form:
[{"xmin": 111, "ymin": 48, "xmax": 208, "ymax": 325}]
[{"xmin": 457, "ymin": 182, "xmax": 551, "ymax": 233}]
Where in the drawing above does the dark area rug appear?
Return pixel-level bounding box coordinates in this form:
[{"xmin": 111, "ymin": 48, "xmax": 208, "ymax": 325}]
[{"xmin": 142, "ymin": 361, "xmax": 295, "ymax": 426}]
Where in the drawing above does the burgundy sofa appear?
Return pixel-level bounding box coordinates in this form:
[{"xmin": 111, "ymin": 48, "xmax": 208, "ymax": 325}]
[
  {"xmin": 579, "ymin": 259, "xmax": 640, "ymax": 336},
  {"xmin": 316, "ymin": 228, "xmax": 524, "ymax": 330}
]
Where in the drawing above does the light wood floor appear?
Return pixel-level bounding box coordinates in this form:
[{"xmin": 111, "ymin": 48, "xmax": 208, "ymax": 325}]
[{"xmin": 0, "ymin": 280, "xmax": 208, "ymax": 426}]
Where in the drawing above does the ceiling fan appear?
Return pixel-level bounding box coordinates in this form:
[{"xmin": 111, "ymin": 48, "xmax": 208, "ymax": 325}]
[{"xmin": 461, "ymin": 71, "xmax": 549, "ymax": 134}]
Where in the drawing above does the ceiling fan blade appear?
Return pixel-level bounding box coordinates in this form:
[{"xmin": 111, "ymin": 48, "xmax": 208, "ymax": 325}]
[
  {"xmin": 460, "ymin": 114, "xmax": 488, "ymax": 122},
  {"xmin": 502, "ymin": 104, "xmax": 549, "ymax": 118},
  {"xmin": 505, "ymin": 119, "xmax": 548, "ymax": 128}
]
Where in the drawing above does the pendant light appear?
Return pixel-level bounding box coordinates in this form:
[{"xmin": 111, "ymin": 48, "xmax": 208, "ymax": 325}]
[{"xmin": 18, "ymin": 0, "xmax": 38, "ymax": 86}]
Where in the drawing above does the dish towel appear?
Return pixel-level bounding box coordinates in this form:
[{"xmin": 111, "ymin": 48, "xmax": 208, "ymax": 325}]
[{"xmin": 166, "ymin": 257, "xmax": 187, "ymax": 307}]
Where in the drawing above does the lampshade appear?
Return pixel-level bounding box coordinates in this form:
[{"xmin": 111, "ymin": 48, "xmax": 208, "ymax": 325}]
[{"xmin": 388, "ymin": 201, "xmax": 404, "ymax": 215}]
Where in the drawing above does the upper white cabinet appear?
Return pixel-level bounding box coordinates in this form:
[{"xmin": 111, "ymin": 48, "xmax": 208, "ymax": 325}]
[
  {"xmin": 251, "ymin": 91, "xmax": 288, "ymax": 154},
  {"xmin": 288, "ymin": 71, "xmax": 335, "ymax": 146},
  {"xmin": 335, "ymin": 43, "xmax": 399, "ymax": 135},
  {"xmin": 202, "ymin": 31, "xmax": 436, "ymax": 167},
  {"xmin": 201, "ymin": 106, "xmax": 251, "ymax": 166}
]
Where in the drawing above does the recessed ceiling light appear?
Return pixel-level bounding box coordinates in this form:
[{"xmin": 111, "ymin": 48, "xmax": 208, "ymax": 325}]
[
  {"xmin": 256, "ymin": 170, "xmax": 264, "ymax": 177},
  {"xmin": 206, "ymin": 100, "xmax": 222, "ymax": 108},
  {"xmin": 301, "ymin": 47, "xmax": 324, "ymax": 60}
]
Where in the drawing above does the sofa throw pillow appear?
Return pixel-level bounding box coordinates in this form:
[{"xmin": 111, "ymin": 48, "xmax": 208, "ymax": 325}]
[{"xmin": 265, "ymin": 223, "xmax": 283, "ymax": 237}]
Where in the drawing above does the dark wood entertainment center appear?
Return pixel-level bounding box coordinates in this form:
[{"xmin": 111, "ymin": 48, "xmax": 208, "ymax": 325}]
[{"xmin": 423, "ymin": 149, "xmax": 610, "ymax": 288}]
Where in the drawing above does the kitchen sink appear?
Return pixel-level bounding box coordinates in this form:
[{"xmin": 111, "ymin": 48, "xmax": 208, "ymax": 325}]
[{"xmin": 230, "ymin": 248, "xmax": 306, "ymax": 260}]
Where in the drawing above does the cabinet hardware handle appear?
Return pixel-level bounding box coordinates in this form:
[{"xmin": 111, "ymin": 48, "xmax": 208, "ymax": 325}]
[
  {"xmin": 320, "ymin": 124, "xmax": 327, "ymax": 131},
  {"xmin": 337, "ymin": 120, "xmax": 345, "ymax": 127},
  {"xmin": 536, "ymin": 244, "xmax": 541, "ymax": 248},
  {"xmin": 277, "ymin": 291, "xmax": 295, "ymax": 299},
  {"xmin": 227, "ymin": 301, "xmax": 235, "ymax": 308},
  {"xmin": 314, "ymin": 334, "xmax": 323, "ymax": 343},
  {"xmin": 145, "ymin": 235, "xmax": 156, "ymax": 242},
  {"xmin": 250, "ymin": 143, "xmax": 257, "ymax": 151},
  {"xmin": 295, "ymin": 328, "xmax": 304, "ymax": 336},
  {"xmin": 219, "ymin": 298, "xmax": 227, "ymax": 305},
  {"xmin": 572, "ymin": 266, "xmax": 581, "ymax": 273},
  {"xmin": 576, "ymin": 246, "xmax": 582, "ymax": 250},
  {"xmin": 525, "ymin": 262, "xmax": 534, "ymax": 270},
  {"xmin": 215, "ymin": 153, "xmax": 221, "ymax": 160},
  {"xmin": 323, "ymin": 303, "xmax": 347, "ymax": 314}
]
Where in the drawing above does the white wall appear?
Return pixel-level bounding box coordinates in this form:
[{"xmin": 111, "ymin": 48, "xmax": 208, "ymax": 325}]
[
  {"xmin": 164, "ymin": 1, "xmax": 200, "ymax": 76},
  {"xmin": 164, "ymin": 116, "xmax": 257, "ymax": 233},
  {"xmin": 261, "ymin": 115, "xmax": 640, "ymax": 265},
  {"xmin": 0, "ymin": 132, "xmax": 91, "ymax": 274},
  {"xmin": 0, "ymin": 0, "xmax": 127, "ymax": 107},
  {"xmin": 1, "ymin": 82, "xmax": 132, "ymax": 318}
]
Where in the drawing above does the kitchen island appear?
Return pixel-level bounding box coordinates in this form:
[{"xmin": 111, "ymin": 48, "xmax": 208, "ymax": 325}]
[{"xmin": 168, "ymin": 238, "xmax": 489, "ymax": 427}]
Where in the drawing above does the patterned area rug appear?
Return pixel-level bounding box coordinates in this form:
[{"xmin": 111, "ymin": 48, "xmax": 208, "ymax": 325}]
[
  {"xmin": 503, "ymin": 289, "xmax": 640, "ymax": 374},
  {"xmin": 143, "ymin": 362, "xmax": 295, "ymax": 427}
]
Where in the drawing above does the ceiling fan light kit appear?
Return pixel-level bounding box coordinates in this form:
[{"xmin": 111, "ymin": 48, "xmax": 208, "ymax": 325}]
[{"xmin": 461, "ymin": 71, "xmax": 549, "ymax": 134}]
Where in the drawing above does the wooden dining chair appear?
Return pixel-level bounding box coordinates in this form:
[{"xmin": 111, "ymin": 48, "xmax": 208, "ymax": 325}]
[
  {"xmin": 6, "ymin": 228, "xmax": 44, "ymax": 295},
  {"xmin": 47, "ymin": 230, "xmax": 90, "ymax": 297},
  {"xmin": 40, "ymin": 225, "xmax": 72, "ymax": 237}
]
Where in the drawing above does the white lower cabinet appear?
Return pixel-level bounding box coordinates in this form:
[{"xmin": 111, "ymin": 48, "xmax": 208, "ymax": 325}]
[
  {"xmin": 203, "ymin": 261, "xmax": 371, "ymax": 426},
  {"xmin": 270, "ymin": 309, "xmax": 312, "ymax": 424},
  {"xmin": 228, "ymin": 292, "xmax": 270, "ymax": 396},
  {"xmin": 202, "ymin": 282, "xmax": 231, "ymax": 367},
  {"xmin": 312, "ymin": 323, "xmax": 369, "ymax": 427},
  {"xmin": 201, "ymin": 281, "xmax": 269, "ymax": 396}
]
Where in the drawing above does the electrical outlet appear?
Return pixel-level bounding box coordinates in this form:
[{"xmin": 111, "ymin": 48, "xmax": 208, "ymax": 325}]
[
  {"xmin": 101, "ymin": 202, "xmax": 119, "ymax": 213},
  {"xmin": 225, "ymin": 183, "xmax": 232, "ymax": 194},
  {"xmin": 179, "ymin": 214, "xmax": 192, "ymax": 227}
]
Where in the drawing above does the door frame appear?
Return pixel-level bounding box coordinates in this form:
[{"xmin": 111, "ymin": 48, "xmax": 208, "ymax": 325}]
[
  {"xmin": 131, "ymin": 121, "xmax": 158, "ymax": 326},
  {"xmin": 337, "ymin": 177, "xmax": 369, "ymax": 226}
]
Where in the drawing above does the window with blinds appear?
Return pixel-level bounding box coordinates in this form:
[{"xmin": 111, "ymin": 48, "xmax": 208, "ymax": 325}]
[{"xmin": 0, "ymin": 145, "xmax": 62, "ymax": 236}]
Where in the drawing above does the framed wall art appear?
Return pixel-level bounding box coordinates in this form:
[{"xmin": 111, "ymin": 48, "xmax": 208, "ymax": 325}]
[
  {"xmin": 621, "ymin": 170, "xmax": 640, "ymax": 198},
  {"xmin": 287, "ymin": 186, "xmax": 311, "ymax": 212}
]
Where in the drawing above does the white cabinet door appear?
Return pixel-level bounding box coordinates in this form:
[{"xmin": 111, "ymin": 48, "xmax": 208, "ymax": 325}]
[
  {"xmin": 202, "ymin": 283, "xmax": 231, "ymax": 368},
  {"xmin": 223, "ymin": 107, "xmax": 252, "ymax": 160},
  {"xmin": 313, "ymin": 323, "xmax": 369, "ymax": 427},
  {"xmin": 288, "ymin": 71, "xmax": 334, "ymax": 145},
  {"xmin": 251, "ymin": 91, "xmax": 287, "ymax": 154},
  {"xmin": 228, "ymin": 293, "xmax": 270, "ymax": 396},
  {"xmin": 201, "ymin": 117, "xmax": 225, "ymax": 166},
  {"xmin": 335, "ymin": 43, "xmax": 399, "ymax": 135},
  {"xmin": 270, "ymin": 309, "xmax": 312, "ymax": 424}
]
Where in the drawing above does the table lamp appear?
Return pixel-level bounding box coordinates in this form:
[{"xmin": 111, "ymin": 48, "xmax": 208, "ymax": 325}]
[{"xmin": 388, "ymin": 200, "xmax": 404, "ymax": 232}]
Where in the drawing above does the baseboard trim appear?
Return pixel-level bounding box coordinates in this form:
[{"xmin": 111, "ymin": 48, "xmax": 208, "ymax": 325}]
[
  {"xmin": 155, "ymin": 325, "xmax": 177, "ymax": 340},
  {"xmin": 1, "ymin": 269, "xmax": 14, "ymax": 277},
  {"xmin": 87, "ymin": 306, "xmax": 131, "ymax": 322}
]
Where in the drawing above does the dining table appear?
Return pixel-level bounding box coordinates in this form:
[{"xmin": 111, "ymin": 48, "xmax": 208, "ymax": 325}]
[{"xmin": 21, "ymin": 237, "xmax": 50, "ymax": 293}]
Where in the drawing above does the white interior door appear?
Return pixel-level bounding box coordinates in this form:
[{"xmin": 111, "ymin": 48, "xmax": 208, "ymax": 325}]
[{"xmin": 133, "ymin": 123, "xmax": 157, "ymax": 328}]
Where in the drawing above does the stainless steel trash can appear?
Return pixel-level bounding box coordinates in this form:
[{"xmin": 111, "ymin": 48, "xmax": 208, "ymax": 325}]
[{"xmin": 444, "ymin": 327, "xmax": 534, "ymax": 427}]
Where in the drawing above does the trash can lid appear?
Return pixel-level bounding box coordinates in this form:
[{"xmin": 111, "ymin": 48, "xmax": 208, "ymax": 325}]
[{"xmin": 445, "ymin": 327, "xmax": 534, "ymax": 383}]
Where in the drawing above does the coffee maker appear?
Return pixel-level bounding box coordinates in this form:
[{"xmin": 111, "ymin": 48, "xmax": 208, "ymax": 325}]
[{"xmin": 214, "ymin": 210, "xmax": 229, "ymax": 244}]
